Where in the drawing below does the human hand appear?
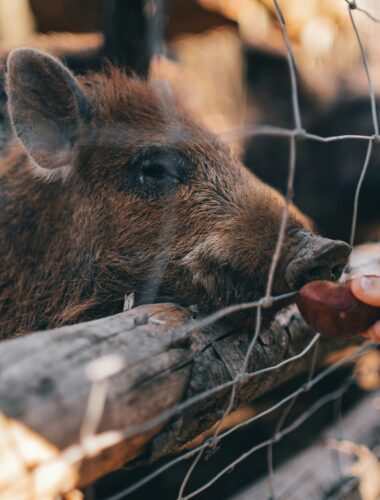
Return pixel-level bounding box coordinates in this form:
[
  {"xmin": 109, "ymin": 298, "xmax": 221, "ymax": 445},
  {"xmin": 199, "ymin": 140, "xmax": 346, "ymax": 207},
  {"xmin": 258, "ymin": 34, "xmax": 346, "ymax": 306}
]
[{"xmin": 351, "ymin": 276, "xmax": 380, "ymax": 341}]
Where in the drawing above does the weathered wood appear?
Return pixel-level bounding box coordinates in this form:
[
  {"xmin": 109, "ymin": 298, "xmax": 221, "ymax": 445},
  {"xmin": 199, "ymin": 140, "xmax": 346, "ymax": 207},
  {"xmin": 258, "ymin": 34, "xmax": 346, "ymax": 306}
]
[
  {"xmin": 0, "ymin": 303, "xmax": 193, "ymax": 498},
  {"xmin": 0, "ymin": 307, "xmax": 356, "ymax": 498},
  {"xmin": 232, "ymin": 389, "xmax": 380, "ymax": 500},
  {"xmin": 0, "ymin": 244, "xmax": 378, "ymax": 498}
]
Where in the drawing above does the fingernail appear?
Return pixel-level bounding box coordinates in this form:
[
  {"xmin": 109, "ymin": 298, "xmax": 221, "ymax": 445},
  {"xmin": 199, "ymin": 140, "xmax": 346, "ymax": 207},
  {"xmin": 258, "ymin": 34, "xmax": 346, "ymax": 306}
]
[
  {"xmin": 360, "ymin": 276, "xmax": 373, "ymax": 291},
  {"xmin": 360, "ymin": 276, "xmax": 380, "ymax": 292}
]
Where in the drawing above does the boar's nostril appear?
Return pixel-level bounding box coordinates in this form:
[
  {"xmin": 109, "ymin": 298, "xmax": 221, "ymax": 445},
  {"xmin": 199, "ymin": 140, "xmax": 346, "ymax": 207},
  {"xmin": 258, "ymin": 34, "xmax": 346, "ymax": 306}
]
[
  {"xmin": 285, "ymin": 238, "xmax": 351, "ymax": 290},
  {"xmin": 297, "ymin": 262, "xmax": 346, "ymax": 288}
]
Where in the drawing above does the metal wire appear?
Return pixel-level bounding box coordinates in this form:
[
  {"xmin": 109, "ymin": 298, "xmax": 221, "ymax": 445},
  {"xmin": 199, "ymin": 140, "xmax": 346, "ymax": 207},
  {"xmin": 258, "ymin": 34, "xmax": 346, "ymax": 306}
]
[
  {"xmin": 106, "ymin": 2, "xmax": 379, "ymax": 498},
  {"xmin": 105, "ymin": 341, "xmax": 377, "ymax": 500},
  {"xmin": 101, "ymin": 1, "xmax": 380, "ymax": 498},
  {"xmin": 220, "ymin": 125, "xmax": 380, "ymax": 143},
  {"xmin": 347, "ymin": 2, "xmax": 378, "ymax": 247},
  {"xmin": 267, "ymin": 335, "xmax": 320, "ymax": 499},
  {"xmin": 6, "ymin": 1, "xmax": 380, "ymax": 499},
  {"xmin": 177, "ymin": 306, "xmax": 263, "ymax": 499},
  {"xmin": 345, "ymin": 0, "xmax": 380, "ymax": 24},
  {"xmin": 182, "ymin": 383, "xmax": 353, "ymax": 499}
]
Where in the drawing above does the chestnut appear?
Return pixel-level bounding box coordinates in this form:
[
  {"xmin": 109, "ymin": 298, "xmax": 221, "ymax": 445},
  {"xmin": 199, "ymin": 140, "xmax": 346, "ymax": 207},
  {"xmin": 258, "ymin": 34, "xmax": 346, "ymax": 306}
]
[{"xmin": 296, "ymin": 277, "xmax": 380, "ymax": 339}]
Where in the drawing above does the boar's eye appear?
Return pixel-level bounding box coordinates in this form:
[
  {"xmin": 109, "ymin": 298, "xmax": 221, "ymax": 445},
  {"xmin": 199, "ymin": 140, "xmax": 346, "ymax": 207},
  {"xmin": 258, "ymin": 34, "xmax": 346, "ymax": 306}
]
[
  {"xmin": 129, "ymin": 149, "xmax": 187, "ymax": 196},
  {"xmin": 139, "ymin": 161, "xmax": 179, "ymax": 187}
]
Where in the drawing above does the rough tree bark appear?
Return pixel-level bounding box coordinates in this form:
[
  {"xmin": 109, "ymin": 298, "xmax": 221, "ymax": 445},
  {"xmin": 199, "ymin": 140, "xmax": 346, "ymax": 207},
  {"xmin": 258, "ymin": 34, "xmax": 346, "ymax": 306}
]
[
  {"xmin": 0, "ymin": 244, "xmax": 378, "ymax": 498},
  {"xmin": 0, "ymin": 305, "xmax": 362, "ymax": 499}
]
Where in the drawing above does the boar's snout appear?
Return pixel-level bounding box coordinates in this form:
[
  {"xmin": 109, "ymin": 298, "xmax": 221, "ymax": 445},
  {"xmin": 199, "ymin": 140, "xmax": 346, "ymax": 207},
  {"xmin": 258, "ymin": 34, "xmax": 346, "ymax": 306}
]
[{"xmin": 285, "ymin": 233, "xmax": 351, "ymax": 290}]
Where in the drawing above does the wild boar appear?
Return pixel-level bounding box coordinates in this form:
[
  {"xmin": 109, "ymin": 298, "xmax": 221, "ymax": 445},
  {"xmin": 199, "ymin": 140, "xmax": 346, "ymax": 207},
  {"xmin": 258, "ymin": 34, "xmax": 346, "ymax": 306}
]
[{"xmin": 0, "ymin": 48, "xmax": 350, "ymax": 338}]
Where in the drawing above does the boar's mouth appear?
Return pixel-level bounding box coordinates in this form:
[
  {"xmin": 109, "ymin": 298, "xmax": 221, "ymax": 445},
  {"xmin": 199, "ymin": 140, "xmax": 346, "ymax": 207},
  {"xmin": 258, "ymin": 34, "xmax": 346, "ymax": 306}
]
[
  {"xmin": 192, "ymin": 233, "xmax": 351, "ymax": 329},
  {"xmin": 133, "ymin": 232, "xmax": 351, "ymax": 331},
  {"xmin": 210, "ymin": 234, "xmax": 350, "ymax": 329}
]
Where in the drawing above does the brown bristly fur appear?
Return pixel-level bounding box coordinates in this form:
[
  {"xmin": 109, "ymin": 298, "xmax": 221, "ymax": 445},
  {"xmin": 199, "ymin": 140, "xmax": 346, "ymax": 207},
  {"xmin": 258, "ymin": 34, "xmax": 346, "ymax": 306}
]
[{"xmin": 0, "ymin": 51, "xmax": 312, "ymax": 339}]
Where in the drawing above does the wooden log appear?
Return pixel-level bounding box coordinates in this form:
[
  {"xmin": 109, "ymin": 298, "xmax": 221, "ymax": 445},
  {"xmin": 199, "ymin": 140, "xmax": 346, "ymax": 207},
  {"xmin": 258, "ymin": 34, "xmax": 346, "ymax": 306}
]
[
  {"xmin": 0, "ymin": 304, "xmax": 193, "ymax": 497},
  {"xmin": 0, "ymin": 244, "xmax": 378, "ymax": 498},
  {"xmin": 0, "ymin": 308, "xmax": 357, "ymax": 499}
]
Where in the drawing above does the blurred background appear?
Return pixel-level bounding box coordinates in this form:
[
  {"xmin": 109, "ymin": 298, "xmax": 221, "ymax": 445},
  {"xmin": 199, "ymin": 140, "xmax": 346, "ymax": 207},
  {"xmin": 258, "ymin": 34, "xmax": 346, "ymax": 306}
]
[
  {"xmin": 1, "ymin": 2, "xmax": 380, "ymax": 498},
  {"xmin": 2, "ymin": 0, "xmax": 380, "ymax": 127}
]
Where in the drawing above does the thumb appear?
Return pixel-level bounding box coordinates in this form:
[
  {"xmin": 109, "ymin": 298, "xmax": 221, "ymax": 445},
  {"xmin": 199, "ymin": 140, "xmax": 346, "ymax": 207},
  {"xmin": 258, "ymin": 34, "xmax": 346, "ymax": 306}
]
[
  {"xmin": 362, "ymin": 321, "xmax": 380, "ymax": 341},
  {"xmin": 351, "ymin": 275, "xmax": 380, "ymax": 307}
]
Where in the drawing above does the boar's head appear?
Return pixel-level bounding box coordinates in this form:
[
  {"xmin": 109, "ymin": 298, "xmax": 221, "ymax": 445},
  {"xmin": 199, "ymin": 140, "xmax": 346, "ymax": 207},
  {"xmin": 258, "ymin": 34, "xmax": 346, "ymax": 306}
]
[{"xmin": 1, "ymin": 48, "xmax": 351, "ymax": 335}]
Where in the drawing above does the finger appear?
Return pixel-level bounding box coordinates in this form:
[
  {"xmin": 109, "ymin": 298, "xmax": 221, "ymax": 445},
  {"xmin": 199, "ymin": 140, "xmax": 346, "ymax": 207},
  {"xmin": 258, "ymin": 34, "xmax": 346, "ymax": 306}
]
[
  {"xmin": 362, "ymin": 321, "xmax": 380, "ymax": 342},
  {"xmin": 351, "ymin": 276, "xmax": 380, "ymax": 307}
]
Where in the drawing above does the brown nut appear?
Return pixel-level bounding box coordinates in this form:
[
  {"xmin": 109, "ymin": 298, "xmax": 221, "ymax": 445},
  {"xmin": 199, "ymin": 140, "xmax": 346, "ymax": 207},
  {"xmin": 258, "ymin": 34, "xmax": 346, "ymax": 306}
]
[{"xmin": 296, "ymin": 277, "xmax": 380, "ymax": 339}]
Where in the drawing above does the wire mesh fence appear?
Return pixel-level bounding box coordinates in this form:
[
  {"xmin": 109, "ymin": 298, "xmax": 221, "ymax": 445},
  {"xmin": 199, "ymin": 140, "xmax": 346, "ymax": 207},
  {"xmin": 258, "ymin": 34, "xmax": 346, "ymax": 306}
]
[
  {"xmin": 94, "ymin": 1, "xmax": 380, "ymax": 498},
  {"xmin": 2, "ymin": 1, "xmax": 380, "ymax": 499},
  {"xmin": 103, "ymin": 1, "xmax": 380, "ymax": 498}
]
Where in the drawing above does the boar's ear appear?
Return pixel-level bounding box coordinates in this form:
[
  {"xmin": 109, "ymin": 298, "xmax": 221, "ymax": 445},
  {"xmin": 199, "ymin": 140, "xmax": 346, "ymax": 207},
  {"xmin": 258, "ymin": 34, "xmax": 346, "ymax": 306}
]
[{"xmin": 6, "ymin": 48, "xmax": 91, "ymax": 178}]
